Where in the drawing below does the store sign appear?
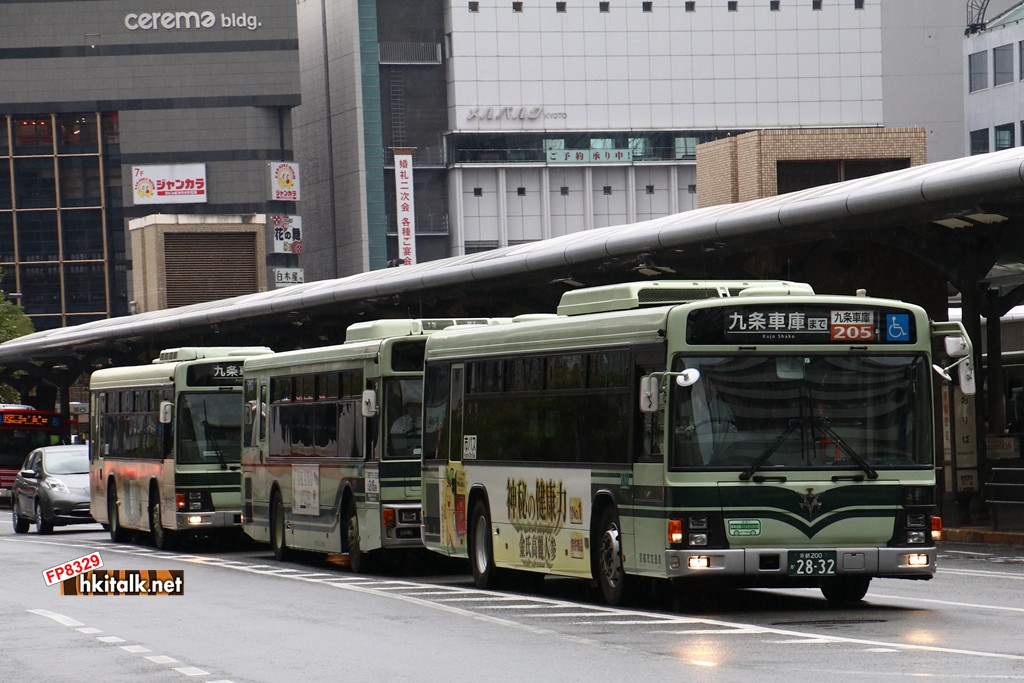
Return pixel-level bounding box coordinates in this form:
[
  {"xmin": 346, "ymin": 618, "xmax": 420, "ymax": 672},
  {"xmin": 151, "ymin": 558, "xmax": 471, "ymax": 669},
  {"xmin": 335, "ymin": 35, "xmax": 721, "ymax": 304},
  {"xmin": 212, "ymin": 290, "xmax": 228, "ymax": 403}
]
[
  {"xmin": 274, "ymin": 268, "xmax": 305, "ymax": 288},
  {"xmin": 271, "ymin": 214, "xmax": 303, "ymax": 254},
  {"xmin": 393, "ymin": 149, "xmax": 416, "ymax": 265},
  {"xmin": 269, "ymin": 162, "xmax": 300, "ymax": 201},
  {"xmin": 132, "ymin": 164, "xmax": 207, "ymax": 204}
]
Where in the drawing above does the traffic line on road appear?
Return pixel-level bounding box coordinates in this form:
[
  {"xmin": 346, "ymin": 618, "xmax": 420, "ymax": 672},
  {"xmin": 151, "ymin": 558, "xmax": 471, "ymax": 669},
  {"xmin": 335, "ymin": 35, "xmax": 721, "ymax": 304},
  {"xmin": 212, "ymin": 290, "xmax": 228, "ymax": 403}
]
[{"xmin": 27, "ymin": 608, "xmax": 237, "ymax": 681}]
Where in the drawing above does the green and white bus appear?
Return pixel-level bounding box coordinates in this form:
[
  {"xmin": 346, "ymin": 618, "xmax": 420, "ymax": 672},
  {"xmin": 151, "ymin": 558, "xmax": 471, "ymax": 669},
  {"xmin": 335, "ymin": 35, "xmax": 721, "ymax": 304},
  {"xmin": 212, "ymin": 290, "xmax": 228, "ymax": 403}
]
[
  {"xmin": 421, "ymin": 280, "xmax": 974, "ymax": 605},
  {"xmin": 240, "ymin": 318, "xmax": 499, "ymax": 570},
  {"xmin": 90, "ymin": 346, "xmax": 274, "ymax": 548}
]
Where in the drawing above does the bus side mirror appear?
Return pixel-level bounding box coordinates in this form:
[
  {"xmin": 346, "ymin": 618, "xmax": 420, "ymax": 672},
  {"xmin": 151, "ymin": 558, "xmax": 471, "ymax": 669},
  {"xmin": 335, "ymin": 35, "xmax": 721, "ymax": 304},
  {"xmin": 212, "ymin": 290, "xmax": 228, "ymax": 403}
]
[
  {"xmin": 639, "ymin": 376, "xmax": 661, "ymax": 413},
  {"xmin": 932, "ymin": 336, "xmax": 976, "ymax": 396},
  {"xmin": 362, "ymin": 389, "xmax": 378, "ymax": 418},
  {"xmin": 159, "ymin": 400, "xmax": 173, "ymax": 424}
]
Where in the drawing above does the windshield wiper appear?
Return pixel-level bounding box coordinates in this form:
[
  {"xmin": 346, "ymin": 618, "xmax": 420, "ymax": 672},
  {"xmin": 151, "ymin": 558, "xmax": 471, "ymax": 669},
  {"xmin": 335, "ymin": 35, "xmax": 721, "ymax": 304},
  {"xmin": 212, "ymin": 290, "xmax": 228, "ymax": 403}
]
[
  {"xmin": 740, "ymin": 418, "xmax": 800, "ymax": 481},
  {"xmin": 816, "ymin": 417, "xmax": 878, "ymax": 480}
]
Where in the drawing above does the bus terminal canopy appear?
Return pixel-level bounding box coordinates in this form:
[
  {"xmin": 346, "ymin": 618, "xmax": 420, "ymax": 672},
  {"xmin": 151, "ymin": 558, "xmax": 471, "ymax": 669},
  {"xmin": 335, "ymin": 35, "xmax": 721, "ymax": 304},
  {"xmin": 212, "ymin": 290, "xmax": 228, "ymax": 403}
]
[{"xmin": 5, "ymin": 146, "xmax": 1024, "ymax": 386}]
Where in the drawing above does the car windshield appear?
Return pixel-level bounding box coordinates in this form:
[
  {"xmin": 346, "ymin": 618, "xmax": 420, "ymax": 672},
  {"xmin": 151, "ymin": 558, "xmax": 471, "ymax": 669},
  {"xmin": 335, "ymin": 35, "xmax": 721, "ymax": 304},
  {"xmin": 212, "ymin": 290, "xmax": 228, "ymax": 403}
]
[
  {"xmin": 667, "ymin": 354, "xmax": 932, "ymax": 473},
  {"xmin": 42, "ymin": 449, "xmax": 88, "ymax": 475}
]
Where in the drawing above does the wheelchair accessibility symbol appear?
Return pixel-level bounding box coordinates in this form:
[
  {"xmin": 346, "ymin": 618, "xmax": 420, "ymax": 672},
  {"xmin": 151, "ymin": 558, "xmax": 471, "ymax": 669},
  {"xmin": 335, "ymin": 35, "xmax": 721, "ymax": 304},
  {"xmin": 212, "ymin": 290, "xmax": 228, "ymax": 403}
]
[{"xmin": 886, "ymin": 314, "xmax": 910, "ymax": 342}]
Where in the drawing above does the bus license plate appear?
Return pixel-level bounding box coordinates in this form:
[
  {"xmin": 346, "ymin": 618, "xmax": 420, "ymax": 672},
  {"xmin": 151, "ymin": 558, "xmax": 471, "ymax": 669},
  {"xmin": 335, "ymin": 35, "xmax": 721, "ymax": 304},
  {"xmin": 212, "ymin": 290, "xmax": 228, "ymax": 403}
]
[{"xmin": 787, "ymin": 550, "xmax": 837, "ymax": 577}]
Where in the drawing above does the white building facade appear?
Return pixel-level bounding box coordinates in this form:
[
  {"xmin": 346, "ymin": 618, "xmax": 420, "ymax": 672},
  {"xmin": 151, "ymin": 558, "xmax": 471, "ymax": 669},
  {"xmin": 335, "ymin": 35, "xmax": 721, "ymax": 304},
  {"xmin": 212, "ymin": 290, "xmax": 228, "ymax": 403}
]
[
  {"xmin": 298, "ymin": 0, "xmax": 967, "ymax": 278},
  {"xmin": 965, "ymin": 2, "xmax": 1024, "ymax": 156}
]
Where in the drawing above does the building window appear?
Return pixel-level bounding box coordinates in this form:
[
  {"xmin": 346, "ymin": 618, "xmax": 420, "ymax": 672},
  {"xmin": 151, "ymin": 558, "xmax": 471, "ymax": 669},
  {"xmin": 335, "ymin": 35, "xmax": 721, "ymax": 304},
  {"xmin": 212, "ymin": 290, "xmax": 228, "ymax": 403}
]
[
  {"xmin": 556, "ymin": 1, "xmax": 566, "ymax": 9},
  {"xmin": 727, "ymin": 1, "xmax": 737, "ymax": 9},
  {"xmin": 603, "ymin": 186, "xmax": 613, "ymax": 195},
  {"xmin": 517, "ymin": 187, "xmax": 526, "ymax": 196},
  {"xmin": 854, "ymin": 0, "xmax": 863, "ymax": 7},
  {"xmin": 512, "ymin": 1, "xmax": 523, "ymax": 11},
  {"xmin": 685, "ymin": 1, "xmax": 695, "ymax": 10},
  {"xmin": 473, "ymin": 187, "xmax": 483, "ymax": 196},
  {"xmin": 770, "ymin": 1, "xmax": 780, "ymax": 9},
  {"xmin": 688, "ymin": 184, "xmax": 697, "ymax": 194},
  {"xmin": 969, "ymin": 50, "xmax": 988, "ymax": 92},
  {"xmin": 645, "ymin": 185, "xmax": 655, "ymax": 195},
  {"xmin": 675, "ymin": 136, "xmax": 698, "ymax": 160},
  {"xmin": 642, "ymin": 1, "xmax": 653, "ymax": 10},
  {"xmin": 995, "ymin": 123, "xmax": 1015, "ymax": 151},
  {"xmin": 469, "ymin": 1, "xmax": 479, "ymax": 11},
  {"xmin": 599, "ymin": 1, "xmax": 610, "ymax": 10},
  {"xmin": 970, "ymin": 129, "xmax": 989, "ymax": 156},
  {"xmin": 994, "ymin": 44, "xmax": 1014, "ymax": 86},
  {"xmin": 560, "ymin": 186, "xmax": 569, "ymax": 196},
  {"xmin": 812, "ymin": 0, "xmax": 821, "ymax": 9}
]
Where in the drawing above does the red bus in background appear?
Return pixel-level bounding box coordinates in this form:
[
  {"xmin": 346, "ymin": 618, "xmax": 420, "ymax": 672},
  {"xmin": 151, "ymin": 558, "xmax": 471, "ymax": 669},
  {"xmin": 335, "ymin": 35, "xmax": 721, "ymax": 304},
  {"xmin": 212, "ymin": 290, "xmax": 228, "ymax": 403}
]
[{"xmin": 0, "ymin": 405, "xmax": 68, "ymax": 503}]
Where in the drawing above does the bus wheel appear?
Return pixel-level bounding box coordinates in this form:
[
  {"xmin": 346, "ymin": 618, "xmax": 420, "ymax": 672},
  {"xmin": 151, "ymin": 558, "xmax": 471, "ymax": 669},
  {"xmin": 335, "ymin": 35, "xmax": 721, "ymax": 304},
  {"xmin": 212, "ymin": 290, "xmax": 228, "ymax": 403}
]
[
  {"xmin": 149, "ymin": 494, "xmax": 175, "ymax": 550},
  {"xmin": 12, "ymin": 501, "xmax": 29, "ymax": 533},
  {"xmin": 270, "ymin": 492, "xmax": 290, "ymax": 562},
  {"xmin": 343, "ymin": 500, "xmax": 368, "ymax": 574},
  {"xmin": 107, "ymin": 488, "xmax": 127, "ymax": 542},
  {"xmin": 595, "ymin": 506, "xmax": 626, "ymax": 606},
  {"xmin": 821, "ymin": 576, "xmax": 871, "ymax": 606},
  {"xmin": 469, "ymin": 500, "xmax": 498, "ymax": 589},
  {"xmin": 35, "ymin": 500, "xmax": 53, "ymax": 535}
]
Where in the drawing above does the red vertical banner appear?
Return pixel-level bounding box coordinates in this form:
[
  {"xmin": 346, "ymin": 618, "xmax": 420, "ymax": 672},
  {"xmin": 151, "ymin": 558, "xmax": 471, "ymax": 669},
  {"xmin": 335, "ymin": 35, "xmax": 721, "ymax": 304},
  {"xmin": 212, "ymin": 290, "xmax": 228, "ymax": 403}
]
[{"xmin": 393, "ymin": 149, "xmax": 416, "ymax": 265}]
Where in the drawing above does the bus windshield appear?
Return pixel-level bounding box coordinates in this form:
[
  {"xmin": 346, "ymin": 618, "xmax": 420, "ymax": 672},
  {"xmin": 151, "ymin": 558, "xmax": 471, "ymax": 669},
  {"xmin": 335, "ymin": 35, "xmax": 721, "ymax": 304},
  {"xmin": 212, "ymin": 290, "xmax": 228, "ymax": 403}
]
[
  {"xmin": 177, "ymin": 392, "xmax": 243, "ymax": 465},
  {"xmin": 668, "ymin": 354, "xmax": 932, "ymax": 472}
]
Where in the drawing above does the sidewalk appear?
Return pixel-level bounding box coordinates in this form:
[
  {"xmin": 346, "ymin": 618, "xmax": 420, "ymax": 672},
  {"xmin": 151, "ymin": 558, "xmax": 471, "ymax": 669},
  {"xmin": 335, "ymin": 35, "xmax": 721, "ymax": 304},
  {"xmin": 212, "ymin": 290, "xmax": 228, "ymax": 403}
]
[{"xmin": 942, "ymin": 526, "xmax": 1024, "ymax": 546}]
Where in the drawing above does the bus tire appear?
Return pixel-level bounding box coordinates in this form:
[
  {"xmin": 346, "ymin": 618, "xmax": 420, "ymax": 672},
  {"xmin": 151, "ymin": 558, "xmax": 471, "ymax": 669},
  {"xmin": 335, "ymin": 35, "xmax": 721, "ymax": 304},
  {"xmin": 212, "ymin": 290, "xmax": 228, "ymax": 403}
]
[
  {"xmin": 107, "ymin": 487, "xmax": 127, "ymax": 543},
  {"xmin": 342, "ymin": 499, "xmax": 368, "ymax": 574},
  {"xmin": 821, "ymin": 576, "xmax": 871, "ymax": 606},
  {"xmin": 12, "ymin": 501, "xmax": 29, "ymax": 533},
  {"xmin": 35, "ymin": 500, "xmax": 53, "ymax": 535},
  {"xmin": 149, "ymin": 490, "xmax": 175, "ymax": 551},
  {"xmin": 469, "ymin": 500, "xmax": 498, "ymax": 589},
  {"xmin": 270, "ymin": 491, "xmax": 290, "ymax": 562},
  {"xmin": 595, "ymin": 505, "xmax": 626, "ymax": 606}
]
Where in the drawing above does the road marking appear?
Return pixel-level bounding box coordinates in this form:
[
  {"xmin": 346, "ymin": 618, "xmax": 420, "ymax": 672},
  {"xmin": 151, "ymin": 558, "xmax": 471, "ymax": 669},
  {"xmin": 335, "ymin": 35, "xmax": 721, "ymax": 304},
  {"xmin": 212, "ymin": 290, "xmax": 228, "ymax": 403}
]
[
  {"xmin": 97, "ymin": 635, "xmax": 125, "ymax": 643},
  {"xmin": 27, "ymin": 608, "xmax": 83, "ymax": 627},
  {"xmin": 173, "ymin": 666, "xmax": 210, "ymax": 676}
]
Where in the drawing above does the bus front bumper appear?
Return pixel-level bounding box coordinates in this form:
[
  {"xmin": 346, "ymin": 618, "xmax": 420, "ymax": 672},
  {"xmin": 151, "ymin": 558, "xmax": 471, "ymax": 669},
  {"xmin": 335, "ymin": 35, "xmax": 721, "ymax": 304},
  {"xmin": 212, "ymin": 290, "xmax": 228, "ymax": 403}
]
[{"xmin": 664, "ymin": 546, "xmax": 936, "ymax": 579}]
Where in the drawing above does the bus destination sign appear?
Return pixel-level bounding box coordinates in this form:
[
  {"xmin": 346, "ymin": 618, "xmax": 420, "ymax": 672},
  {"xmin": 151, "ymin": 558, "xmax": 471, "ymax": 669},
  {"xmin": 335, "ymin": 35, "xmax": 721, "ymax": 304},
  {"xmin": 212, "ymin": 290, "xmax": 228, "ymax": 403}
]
[
  {"xmin": 0, "ymin": 411, "xmax": 62, "ymax": 428},
  {"xmin": 686, "ymin": 305, "xmax": 916, "ymax": 345},
  {"xmin": 186, "ymin": 361, "xmax": 245, "ymax": 387}
]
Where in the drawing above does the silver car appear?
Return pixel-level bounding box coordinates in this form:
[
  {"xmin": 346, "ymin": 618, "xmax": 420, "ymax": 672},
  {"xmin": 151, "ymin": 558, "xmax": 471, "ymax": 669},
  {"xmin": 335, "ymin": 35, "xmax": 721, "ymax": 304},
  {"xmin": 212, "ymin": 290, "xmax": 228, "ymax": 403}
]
[{"xmin": 11, "ymin": 444, "xmax": 93, "ymax": 534}]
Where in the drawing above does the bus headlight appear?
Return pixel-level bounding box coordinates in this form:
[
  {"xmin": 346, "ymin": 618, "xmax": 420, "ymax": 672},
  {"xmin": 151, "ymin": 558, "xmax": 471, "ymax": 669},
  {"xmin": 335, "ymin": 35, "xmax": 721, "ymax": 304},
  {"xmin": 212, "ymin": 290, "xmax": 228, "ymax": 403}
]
[
  {"xmin": 688, "ymin": 533, "xmax": 709, "ymax": 547},
  {"xmin": 906, "ymin": 530, "xmax": 926, "ymax": 544},
  {"xmin": 668, "ymin": 519, "xmax": 683, "ymax": 544},
  {"xmin": 187, "ymin": 515, "xmax": 203, "ymax": 525}
]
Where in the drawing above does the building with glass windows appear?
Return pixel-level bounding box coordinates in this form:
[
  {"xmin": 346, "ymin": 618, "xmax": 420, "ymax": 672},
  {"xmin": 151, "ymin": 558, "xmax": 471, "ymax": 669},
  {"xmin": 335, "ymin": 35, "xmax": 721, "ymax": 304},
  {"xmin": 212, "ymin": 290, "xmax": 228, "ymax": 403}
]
[
  {"xmin": 0, "ymin": 1, "xmax": 300, "ymax": 329},
  {"xmin": 965, "ymin": 2, "xmax": 1024, "ymax": 156},
  {"xmin": 295, "ymin": 0, "xmax": 969, "ymax": 280}
]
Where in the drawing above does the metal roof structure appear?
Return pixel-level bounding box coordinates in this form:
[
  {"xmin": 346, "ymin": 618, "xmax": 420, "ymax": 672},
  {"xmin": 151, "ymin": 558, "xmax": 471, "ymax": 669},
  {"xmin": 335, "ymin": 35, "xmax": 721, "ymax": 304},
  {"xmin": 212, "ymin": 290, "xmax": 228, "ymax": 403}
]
[{"xmin": 5, "ymin": 146, "xmax": 1024, "ymax": 404}]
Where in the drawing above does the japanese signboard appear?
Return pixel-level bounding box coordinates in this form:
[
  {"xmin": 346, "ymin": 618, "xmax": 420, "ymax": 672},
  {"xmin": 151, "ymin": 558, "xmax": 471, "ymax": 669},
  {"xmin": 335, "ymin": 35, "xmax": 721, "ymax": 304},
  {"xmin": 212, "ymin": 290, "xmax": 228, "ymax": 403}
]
[
  {"xmin": 547, "ymin": 149, "xmax": 633, "ymax": 164},
  {"xmin": 393, "ymin": 149, "xmax": 416, "ymax": 265},
  {"xmin": 271, "ymin": 214, "xmax": 303, "ymax": 254},
  {"xmin": 132, "ymin": 164, "xmax": 207, "ymax": 205},
  {"xmin": 269, "ymin": 161, "xmax": 300, "ymax": 201},
  {"xmin": 274, "ymin": 267, "xmax": 304, "ymax": 288}
]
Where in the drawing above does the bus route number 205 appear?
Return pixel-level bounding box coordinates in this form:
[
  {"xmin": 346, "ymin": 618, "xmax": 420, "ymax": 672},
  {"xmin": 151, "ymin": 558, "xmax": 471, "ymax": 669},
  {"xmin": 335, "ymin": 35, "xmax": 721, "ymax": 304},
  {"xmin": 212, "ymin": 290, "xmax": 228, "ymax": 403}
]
[
  {"xmin": 787, "ymin": 550, "xmax": 837, "ymax": 577},
  {"xmin": 830, "ymin": 323, "xmax": 875, "ymax": 342}
]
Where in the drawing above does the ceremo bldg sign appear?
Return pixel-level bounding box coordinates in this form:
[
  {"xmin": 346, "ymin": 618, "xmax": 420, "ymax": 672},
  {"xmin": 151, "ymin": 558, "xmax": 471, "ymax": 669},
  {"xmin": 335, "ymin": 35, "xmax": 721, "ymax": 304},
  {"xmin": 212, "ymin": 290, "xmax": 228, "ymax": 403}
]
[{"xmin": 124, "ymin": 11, "xmax": 263, "ymax": 31}]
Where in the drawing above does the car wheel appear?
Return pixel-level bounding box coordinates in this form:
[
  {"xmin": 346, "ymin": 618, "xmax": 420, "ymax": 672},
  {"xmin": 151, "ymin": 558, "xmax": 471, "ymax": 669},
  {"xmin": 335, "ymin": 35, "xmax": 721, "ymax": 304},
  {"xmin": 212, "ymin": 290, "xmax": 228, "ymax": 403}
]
[
  {"xmin": 35, "ymin": 500, "xmax": 53, "ymax": 535},
  {"xmin": 12, "ymin": 502, "xmax": 29, "ymax": 534}
]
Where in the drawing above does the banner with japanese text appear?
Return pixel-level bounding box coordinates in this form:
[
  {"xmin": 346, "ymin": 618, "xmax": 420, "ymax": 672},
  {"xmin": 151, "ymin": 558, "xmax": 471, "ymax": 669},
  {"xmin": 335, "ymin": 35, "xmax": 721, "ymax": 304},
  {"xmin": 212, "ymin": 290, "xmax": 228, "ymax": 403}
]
[
  {"xmin": 269, "ymin": 161, "xmax": 301, "ymax": 201},
  {"xmin": 271, "ymin": 214, "xmax": 303, "ymax": 254},
  {"xmin": 393, "ymin": 149, "xmax": 416, "ymax": 265}
]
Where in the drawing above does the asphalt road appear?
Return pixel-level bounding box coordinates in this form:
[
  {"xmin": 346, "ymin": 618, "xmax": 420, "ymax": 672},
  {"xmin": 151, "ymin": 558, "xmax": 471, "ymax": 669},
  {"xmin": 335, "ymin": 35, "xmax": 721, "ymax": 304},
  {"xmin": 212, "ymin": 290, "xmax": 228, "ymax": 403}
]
[{"xmin": 2, "ymin": 518, "xmax": 1022, "ymax": 682}]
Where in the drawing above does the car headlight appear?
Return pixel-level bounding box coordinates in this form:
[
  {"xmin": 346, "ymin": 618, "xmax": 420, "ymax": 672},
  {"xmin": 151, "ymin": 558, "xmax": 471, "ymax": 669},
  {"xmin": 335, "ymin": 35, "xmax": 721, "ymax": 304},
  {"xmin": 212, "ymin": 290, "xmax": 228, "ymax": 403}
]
[{"xmin": 43, "ymin": 477, "xmax": 70, "ymax": 494}]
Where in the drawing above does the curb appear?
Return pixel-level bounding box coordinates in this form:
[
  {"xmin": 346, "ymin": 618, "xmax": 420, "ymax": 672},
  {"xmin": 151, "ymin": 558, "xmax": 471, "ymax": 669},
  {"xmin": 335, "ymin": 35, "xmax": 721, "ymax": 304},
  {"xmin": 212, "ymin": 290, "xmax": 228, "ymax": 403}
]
[{"xmin": 942, "ymin": 527, "xmax": 1024, "ymax": 546}]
